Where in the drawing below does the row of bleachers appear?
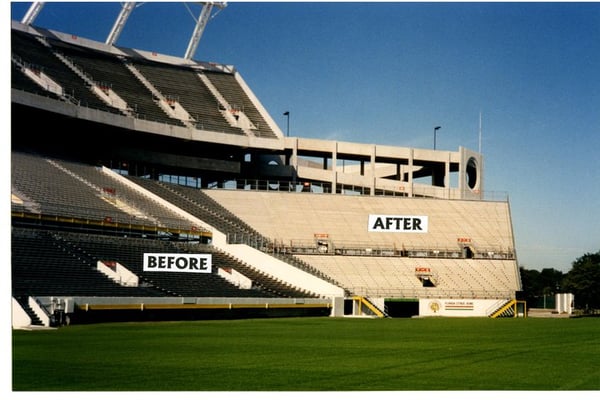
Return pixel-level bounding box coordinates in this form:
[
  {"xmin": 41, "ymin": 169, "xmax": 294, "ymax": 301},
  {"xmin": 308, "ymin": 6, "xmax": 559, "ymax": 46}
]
[
  {"xmin": 11, "ymin": 151, "xmax": 132, "ymax": 222},
  {"xmin": 174, "ymin": 242, "xmax": 318, "ymax": 298},
  {"xmin": 12, "ymin": 28, "xmax": 281, "ymax": 138},
  {"xmin": 11, "ymin": 152, "xmax": 325, "ymax": 298},
  {"xmin": 54, "ymin": 158, "xmax": 197, "ymax": 231},
  {"xmin": 12, "ymin": 150, "xmax": 519, "ymax": 300},
  {"xmin": 53, "ymin": 230, "xmax": 313, "ymax": 298},
  {"xmin": 200, "ymin": 189, "xmax": 520, "ymax": 298},
  {"xmin": 204, "ymin": 71, "xmax": 278, "ymax": 139},
  {"xmin": 128, "ymin": 177, "xmax": 338, "ymax": 288},
  {"xmin": 12, "ymin": 151, "xmax": 203, "ymax": 233},
  {"xmin": 129, "ymin": 177, "xmax": 261, "ymax": 238},
  {"xmin": 48, "ymin": 39, "xmax": 185, "ymax": 127},
  {"xmin": 203, "ymin": 190, "xmax": 516, "ymax": 256},
  {"xmin": 53, "ymin": 230, "xmax": 266, "ymax": 298},
  {"xmin": 12, "ymin": 227, "xmax": 163, "ymax": 298},
  {"xmin": 131, "ymin": 60, "xmax": 245, "ymax": 134},
  {"xmin": 11, "ymin": 63, "xmax": 61, "ymax": 100},
  {"xmin": 296, "ymin": 255, "xmax": 519, "ymax": 299},
  {"xmin": 13, "ymin": 221, "xmax": 315, "ymax": 299},
  {"xmin": 11, "ymin": 30, "xmax": 123, "ymax": 115}
]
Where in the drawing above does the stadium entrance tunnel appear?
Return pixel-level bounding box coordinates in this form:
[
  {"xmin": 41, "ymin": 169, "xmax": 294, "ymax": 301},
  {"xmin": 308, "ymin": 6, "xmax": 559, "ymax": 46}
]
[
  {"xmin": 343, "ymin": 297, "xmax": 419, "ymax": 318},
  {"xmin": 384, "ymin": 299, "xmax": 419, "ymax": 318},
  {"xmin": 463, "ymin": 246, "xmax": 474, "ymax": 259}
]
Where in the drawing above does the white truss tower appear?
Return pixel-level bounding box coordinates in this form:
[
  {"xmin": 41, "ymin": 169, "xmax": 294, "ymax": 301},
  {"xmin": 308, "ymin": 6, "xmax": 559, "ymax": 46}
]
[{"xmin": 21, "ymin": 1, "xmax": 45, "ymax": 26}]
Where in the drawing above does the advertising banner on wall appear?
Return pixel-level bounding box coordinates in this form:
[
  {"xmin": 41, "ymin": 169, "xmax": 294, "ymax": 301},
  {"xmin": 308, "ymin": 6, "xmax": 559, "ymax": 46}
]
[
  {"xmin": 368, "ymin": 215, "xmax": 428, "ymax": 233},
  {"xmin": 143, "ymin": 253, "xmax": 212, "ymax": 273}
]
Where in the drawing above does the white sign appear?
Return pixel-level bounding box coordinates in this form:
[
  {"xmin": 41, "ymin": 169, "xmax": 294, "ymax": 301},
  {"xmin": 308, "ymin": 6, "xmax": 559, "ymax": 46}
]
[
  {"xmin": 143, "ymin": 253, "xmax": 212, "ymax": 273},
  {"xmin": 419, "ymin": 298, "xmax": 500, "ymax": 317},
  {"xmin": 368, "ymin": 215, "xmax": 428, "ymax": 233}
]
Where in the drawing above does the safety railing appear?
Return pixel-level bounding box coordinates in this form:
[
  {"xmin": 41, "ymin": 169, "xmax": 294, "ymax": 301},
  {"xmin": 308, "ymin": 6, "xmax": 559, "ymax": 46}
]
[{"xmin": 226, "ymin": 234, "xmax": 515, "ymax": 260}]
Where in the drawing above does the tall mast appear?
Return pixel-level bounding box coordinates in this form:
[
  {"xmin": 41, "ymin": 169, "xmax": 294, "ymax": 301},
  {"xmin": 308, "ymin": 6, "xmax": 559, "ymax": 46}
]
[
  {"xmin": 184, "ymin": 2, "xmax": 227, "ymax": 60},
  {"xmin": 21, "ymin": 2, "xmax": 45, "ymax": 25},
  {"xmin": 106, "ymin": 2, "xmax": 137, "ymax": 46}
]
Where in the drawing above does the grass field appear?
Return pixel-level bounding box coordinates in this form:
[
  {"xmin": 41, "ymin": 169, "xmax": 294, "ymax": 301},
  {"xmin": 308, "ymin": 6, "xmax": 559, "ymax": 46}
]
[{"xmin": 12, "ymin": 316, "xmax": 600, "ymax": 391}]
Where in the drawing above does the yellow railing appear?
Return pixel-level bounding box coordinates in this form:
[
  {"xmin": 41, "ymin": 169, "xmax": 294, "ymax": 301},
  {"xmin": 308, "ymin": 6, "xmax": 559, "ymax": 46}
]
[
  {"xmin": 352, "ymin": 296, "xmax": 385, "ymax": 318},
  {"xmin": 490, "ymin": 299, "xmax": 527, "ymax": 318}
]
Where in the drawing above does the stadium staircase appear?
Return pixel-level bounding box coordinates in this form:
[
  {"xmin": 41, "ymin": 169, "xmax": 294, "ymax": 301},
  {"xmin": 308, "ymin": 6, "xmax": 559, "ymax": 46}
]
[
  {"xmin": 13, "ymin": 296, "xmax": 44, "ymax": 327},
  {"xmin": 488, "ymin": 299, "xmax": 526, "ymax": 318},
  {"xmin": 352, "ymin": 296, "xmax": 388, "ymax": 318}
]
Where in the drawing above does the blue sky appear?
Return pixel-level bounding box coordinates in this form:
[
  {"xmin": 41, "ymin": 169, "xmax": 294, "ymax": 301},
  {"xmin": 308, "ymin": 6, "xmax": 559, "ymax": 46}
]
[{"xmin": 9, "ymin": 1, "xmax": 600, "ymax": 272}]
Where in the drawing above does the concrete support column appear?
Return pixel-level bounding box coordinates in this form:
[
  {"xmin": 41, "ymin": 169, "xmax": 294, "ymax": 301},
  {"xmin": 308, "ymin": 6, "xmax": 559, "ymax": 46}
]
[
  {"xmin": 408, "ymin": 148, "xmax": 414, "ymax": 197},
  {"xmin": 291, "ymin": 138, "xmax": 298, "ymax": 171},
  {"xmin": 445, "ymin": 152, "xmax": 451, "ymax": 199},
  {"xmin": 370, "ymin": 145, "xmax": 376, "ymax": 195},
  {"xmin": 332, "ymin": 142, "xmax": 338, "ymax": 193}
]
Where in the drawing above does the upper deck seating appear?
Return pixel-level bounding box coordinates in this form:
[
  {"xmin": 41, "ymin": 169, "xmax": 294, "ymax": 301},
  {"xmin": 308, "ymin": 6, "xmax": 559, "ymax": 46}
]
[
  {"xmin": 11, "ymin": 30, "xmax": 123, "ymax": 114},
  {"xmin": 204, "ymin": 70, "xmax": 278, "ymax": 139},
  {"xmin": 12, "ymin": 28, "xmax": 282, "ymax": 137},
  {"xmin": 11, "ymin": 63, "xmax": 61, "ymax": 100},
  {"xmin": 132, "ymin": 61, "xmax": 245, "ymax": 134},
  {"xmin": 48, "ymin": 39, "xmax": 185, "ymax": 127}
]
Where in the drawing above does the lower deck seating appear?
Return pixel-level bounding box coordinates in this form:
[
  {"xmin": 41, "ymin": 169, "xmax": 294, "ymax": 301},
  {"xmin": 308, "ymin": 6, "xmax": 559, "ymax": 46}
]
[
  {"xmin": 12, "ymin": 227, "xmax": 163, "ymax": 298},
  {"xmin": 12, "ymin": 228, "xmax": 273, "ymax": 297},
  {"xmin": 12, "ymin": 226, "xmax": 314, "ymax": 299},
  {"xmin": 295, "ymin": 255, "xmax": 520, "ymax": 299}
]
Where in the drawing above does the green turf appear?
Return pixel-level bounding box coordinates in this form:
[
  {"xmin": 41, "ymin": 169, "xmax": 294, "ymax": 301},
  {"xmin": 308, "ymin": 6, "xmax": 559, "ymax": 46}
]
[{"xmin": 12, "ymin": 317, "xmax": 600, "ymax": 391}]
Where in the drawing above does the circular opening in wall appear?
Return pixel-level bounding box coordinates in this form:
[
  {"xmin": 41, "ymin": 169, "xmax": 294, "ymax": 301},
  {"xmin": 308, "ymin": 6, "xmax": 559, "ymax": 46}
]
[{"xmin": 466, "ymin": 157, "xmax": 478, "ymax": 190}]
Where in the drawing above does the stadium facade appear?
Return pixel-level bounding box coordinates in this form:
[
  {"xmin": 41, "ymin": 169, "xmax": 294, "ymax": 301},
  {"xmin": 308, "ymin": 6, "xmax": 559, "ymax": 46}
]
[{"xmin": 11, "ymin": 9, "xmax": 523, "ymax": 327}]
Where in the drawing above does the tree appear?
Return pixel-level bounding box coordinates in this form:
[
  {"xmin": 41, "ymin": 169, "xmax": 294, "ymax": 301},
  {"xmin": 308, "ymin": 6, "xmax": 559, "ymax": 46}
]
[
  {"xmin": 519, "ymin": 266, "xmax": 564, "ymax": 308},
  {"xmin": 562, "ymin": 251, "xmax": 600, "ymax": 311}
]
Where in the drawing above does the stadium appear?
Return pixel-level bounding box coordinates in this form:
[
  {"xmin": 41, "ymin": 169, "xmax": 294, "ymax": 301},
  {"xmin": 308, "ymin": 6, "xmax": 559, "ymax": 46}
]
[{"xmin": 11, "ymin": 2, "xmax": 524, "ymax": 329}]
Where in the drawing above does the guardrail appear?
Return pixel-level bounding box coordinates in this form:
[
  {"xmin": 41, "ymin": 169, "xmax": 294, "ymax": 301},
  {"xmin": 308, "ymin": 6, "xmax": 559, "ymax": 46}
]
[
  {"xmin": 11, "ymin": 209, "xmax": 211, "ymax": 240},
  {"xmin": 226, "ymin": 233, "xmax": 515, "ymax": 260},
  {"xmin": 348, "ymin": 287, "xmax": 516, "ymax": 300}
]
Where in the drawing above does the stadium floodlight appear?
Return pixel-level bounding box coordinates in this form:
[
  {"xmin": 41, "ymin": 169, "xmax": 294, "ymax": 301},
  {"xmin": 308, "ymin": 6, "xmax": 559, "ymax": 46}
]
[{"xmin": 434, "ymin": 126, "xmax": 441, "ymax": 150}]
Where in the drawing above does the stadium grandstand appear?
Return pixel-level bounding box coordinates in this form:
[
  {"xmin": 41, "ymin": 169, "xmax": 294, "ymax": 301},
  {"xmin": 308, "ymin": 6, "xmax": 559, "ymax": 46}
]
[{"xmin": 11, "ymin": 3, "xmax": 523, "ymax": 328}]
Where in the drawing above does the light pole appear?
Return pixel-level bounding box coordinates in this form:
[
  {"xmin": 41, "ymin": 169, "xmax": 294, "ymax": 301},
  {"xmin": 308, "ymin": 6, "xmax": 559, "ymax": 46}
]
[
  {"xmin": 434, "ymin": 126, "xmax": 441, "ymax": 150},
  {"xmin": 283, "ymin": 111, "xmax": 290, "ymax": 137}
]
